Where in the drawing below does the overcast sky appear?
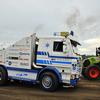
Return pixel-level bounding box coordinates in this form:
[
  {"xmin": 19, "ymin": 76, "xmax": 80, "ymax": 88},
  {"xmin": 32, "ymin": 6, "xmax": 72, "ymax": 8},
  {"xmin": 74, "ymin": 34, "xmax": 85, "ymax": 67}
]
[{"xmin": 0, "ymin": 0, "xmax": 100, "ymax": 55}]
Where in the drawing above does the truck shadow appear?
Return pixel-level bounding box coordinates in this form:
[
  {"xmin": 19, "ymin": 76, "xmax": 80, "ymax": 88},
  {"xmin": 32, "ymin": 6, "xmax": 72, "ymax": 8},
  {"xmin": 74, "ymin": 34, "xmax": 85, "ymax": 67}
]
[
  {"xmin": 6, "ymin": 80, "xmax": 80, "ymax": 93},
  {"xmin": 5, "ymin": 76, "xmax": 100, "ymax": 93}
]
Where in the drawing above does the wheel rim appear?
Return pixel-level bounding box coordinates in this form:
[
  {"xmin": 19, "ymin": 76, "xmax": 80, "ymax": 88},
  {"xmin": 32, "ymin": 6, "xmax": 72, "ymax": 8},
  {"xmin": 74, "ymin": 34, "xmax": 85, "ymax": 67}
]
[
  {"xmin": 0, "ymin": 72, "xmax": 2, "ymax": 80},
  {"xmin": 89, "ymin": 68, "xmax": 99, "ymax": 78},
  {"xmin": 42, "ymin": 76, "xmax": 52, "ymax": 88}
]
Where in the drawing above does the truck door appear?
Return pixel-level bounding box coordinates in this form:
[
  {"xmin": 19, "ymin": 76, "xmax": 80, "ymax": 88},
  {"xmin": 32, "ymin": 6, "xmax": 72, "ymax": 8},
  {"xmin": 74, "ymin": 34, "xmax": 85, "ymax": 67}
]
[
  {"xmin": 51, "ymin": 40, "xmax": 70, "ymax": 67},
  {"xmin": 36, "ymin": 39, "xmax": 52, "ymax": 66}
]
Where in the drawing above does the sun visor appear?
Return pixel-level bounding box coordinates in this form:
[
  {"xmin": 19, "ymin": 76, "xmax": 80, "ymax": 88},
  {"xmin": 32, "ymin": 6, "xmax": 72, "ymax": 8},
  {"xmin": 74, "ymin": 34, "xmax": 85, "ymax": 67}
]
[{"xmin": 70, "ymin": 39, "xmax": 81, "ymax": 46}]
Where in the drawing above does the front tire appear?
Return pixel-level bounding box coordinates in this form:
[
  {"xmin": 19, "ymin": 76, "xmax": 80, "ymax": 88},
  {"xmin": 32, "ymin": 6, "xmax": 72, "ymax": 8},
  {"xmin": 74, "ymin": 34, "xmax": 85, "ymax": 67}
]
[
  {"xmin": 85, "ymin": 65, "xmax": 100, "ymax": 80},
  {"xmin": 0, "ymin": 67, "xmax": 8, "ymax": 85},
  {"xmin": 39, "ymin": 72, "xmax": 59, "ymax": 92}
]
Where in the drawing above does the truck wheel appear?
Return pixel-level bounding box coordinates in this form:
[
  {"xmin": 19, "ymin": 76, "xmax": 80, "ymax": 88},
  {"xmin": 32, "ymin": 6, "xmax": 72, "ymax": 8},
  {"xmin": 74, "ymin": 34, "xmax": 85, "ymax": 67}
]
[
  {"xmin": 82, "ymin": 68, "xmax": 86, "ymax": 78},
  {"xmin": 0, "ymin": 67, "xmax": 8, "ymax": 85},
  {"xmin": 39, "ymin": 72, "xmax": 59, "ymax": 92},
  {"xmin": 85, "ymin": 65, "xmax": 100, "ymax": 80}
]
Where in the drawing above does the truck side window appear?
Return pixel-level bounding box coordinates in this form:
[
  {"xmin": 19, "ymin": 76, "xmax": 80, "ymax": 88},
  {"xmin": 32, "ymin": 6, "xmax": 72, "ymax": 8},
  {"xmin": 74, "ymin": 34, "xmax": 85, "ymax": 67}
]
[{"xmin": 53, "ymin": 42, "xmax": 63, "ymax": 52}]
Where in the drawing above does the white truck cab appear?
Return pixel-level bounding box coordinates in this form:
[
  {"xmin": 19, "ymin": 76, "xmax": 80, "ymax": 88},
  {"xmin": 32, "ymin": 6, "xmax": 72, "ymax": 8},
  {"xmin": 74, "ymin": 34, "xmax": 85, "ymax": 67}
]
[{"xmin": 0, "ymin": 31, "xmax": 82, "ymax": 91}]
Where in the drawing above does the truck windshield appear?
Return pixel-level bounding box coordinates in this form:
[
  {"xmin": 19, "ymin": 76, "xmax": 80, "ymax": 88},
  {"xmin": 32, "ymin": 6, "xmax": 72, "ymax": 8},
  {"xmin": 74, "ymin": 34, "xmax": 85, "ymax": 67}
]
[{"xmin": 71, "ymin": 40, "xmax": 80, "ymax": 55}]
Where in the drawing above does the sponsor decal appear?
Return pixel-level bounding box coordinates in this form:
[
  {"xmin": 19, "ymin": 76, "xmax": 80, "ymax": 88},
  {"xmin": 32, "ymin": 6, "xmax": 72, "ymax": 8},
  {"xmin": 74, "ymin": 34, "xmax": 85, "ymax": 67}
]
[
  {"xmin": 16, "ymin": 73, "xmax": 28, "ymax": 77},
  {"xmin": 65, "ymin": 48, "xmax": 67, "ymax": 50},
  {"xmin": 7, "ymin": 61, "xmax": 18, "ymax": 64},
  {"xmin": 9, "ymin": 49, "xmax": 19, "ymax": 51},
  {"xmin": 12, "ymin": 62, "xmax": 18, "ymax": 64},
  {"xmin": 9, "ymin": 53, "xmax": 18, "ymax": 55},
  {"xmin": 0, "ymin": 55, "xmax": 2, "ymax": 59},
  {"xmin": 95, "ymin": 57, "xmax": 100, "ymax": 61},
  {"xmin": 19, "ymin": 52, "xmax": 30, "ymax": 55},
  {"xmin": 6, "ymin": 57, "xmax": 9, "ymax": 59},
  {"xmin": 20, "ymin": 58, "xmax": 29, "ymax": 61},
  {"xmin": 9, "ymin": 57, "xmax": 18, "ymax": 60},
  {"xmin": 8, "ymin": 61, "xmax": 12, "ymax": 65},
  {"xmin": 45, "ymin": 42, "xmax": 50, "ymax": 48},
  {"xmin": 0, "ymin": 61, "xmax": 2, "ymax": 63},
  {"xmin": 76, "ymin": 68, "xmax": 79, "ymax": 73},
  {"xmin": 19, "ymin": 48, "xmax": 30, "ymax": 51},
  {"xmin": 12, "ymin": 45, "xmax": 14, "ymax": 47},
  {"xmin": 20, "ymin": 63, "xmax": 29, "ymax": 66},
  {"xmin": 72, "ymin": 66, "xmax": 76, "ymax": 71}
]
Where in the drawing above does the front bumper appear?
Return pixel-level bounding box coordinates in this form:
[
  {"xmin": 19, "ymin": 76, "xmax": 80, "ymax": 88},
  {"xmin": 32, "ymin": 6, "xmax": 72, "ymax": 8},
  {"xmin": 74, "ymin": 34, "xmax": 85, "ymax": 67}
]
[
  {"xmin": 70, "ymin": 76, "xmax": 81, "ymax": 86},
  {"xmin": 63, "ymin": 76, "xmax": 81, "ymax": 88}
]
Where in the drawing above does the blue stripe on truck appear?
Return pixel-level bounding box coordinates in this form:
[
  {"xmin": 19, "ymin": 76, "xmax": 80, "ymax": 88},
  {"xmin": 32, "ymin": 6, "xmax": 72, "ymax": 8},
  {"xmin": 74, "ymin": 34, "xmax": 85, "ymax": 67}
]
[
  {"xmin": 8, "ymin": 76, "xmax": 36, "ymax": 82},
  {"xmin": 37, "ymin": 51, "xmax": 78, "ymax": 59},
  {"xmin": 37, "ymin": 59, "xmax": 72, "ymax": 65}
]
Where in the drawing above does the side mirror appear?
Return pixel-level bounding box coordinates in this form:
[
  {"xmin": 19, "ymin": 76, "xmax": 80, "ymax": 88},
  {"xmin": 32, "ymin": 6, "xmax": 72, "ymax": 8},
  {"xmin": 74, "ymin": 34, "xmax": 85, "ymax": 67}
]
[
  {"xmin": 63, "ymin": 45, "xmax": 68, "ymax": 53},
  {"xmin": 63, "ymin": 42, "xmax": 66, "ymax": 45}
]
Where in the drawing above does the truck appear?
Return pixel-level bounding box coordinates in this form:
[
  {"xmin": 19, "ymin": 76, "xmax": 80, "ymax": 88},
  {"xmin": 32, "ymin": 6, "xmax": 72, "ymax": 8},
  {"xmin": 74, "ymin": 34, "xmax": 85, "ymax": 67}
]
[
  {"xmin": 82, "ymin": 47, "xmax": 100, "ymax": 80},
  {"xmin": 0, "ymin": 31, "xmax": 82, "ymax": 91}
]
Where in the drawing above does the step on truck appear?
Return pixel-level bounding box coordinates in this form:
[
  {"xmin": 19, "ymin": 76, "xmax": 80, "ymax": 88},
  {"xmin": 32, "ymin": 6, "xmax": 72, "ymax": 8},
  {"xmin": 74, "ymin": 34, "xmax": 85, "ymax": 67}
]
[{"xmin": 0, "ymin": 31, "xmax": 82, "ymax": 91}]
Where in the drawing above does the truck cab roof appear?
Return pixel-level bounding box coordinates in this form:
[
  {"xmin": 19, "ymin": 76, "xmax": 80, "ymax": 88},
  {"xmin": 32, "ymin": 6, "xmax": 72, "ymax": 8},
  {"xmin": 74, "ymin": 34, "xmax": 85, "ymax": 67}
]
[
  {"xmin": 39, "ymin": 36, "xmax": 65, "ymax": 39},
  {"xmin": 39, "ymin": 35, "xmax": 81, "ymax": 45}
]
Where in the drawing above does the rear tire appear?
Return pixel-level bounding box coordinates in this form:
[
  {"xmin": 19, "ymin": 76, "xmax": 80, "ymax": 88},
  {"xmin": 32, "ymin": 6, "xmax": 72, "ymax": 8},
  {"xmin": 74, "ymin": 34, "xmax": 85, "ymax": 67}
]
[
  {"xmin": 0, "ymin": 67, "xmax": 8, "ymax": 85},
  {"xmin": 85, "ymin": 65, "xmax": 100, "ymax": 80},
  {"xmin": 39, "ymin": 72, "xmax": 59, "ymax": 92}
]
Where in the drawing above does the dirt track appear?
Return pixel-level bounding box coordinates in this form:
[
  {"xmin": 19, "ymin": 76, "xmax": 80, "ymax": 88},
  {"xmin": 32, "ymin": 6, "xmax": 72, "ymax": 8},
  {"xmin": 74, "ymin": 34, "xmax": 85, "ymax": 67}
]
[{"xmin": 0, "ymin": 76, "xmax": 100, "ymax": 100}]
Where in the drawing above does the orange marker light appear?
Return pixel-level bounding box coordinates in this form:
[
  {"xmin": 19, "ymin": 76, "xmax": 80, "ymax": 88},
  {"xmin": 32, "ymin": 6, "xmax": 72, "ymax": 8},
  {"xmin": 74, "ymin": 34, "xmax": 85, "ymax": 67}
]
[
  {"xmin": 30, "ymin": 35, "xmax": 33, "ymax": 37},
  {"xmin": 78, "ymin": 82, "xmax": 80, "ymax": 84},
  {"xmin": 71, "ymin": 75, "xmax": 74, "ymax": 77},
  {"xmin": 71, "ymin": 86, "xmax": 74, "ymax": 88},
  {"xmin": 79, "ymin": 60, "xmax": 82, "ymax": 62},
  {"xmin": 36, "ymin": 36, "xmax": 38, "ymax": 38}
]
